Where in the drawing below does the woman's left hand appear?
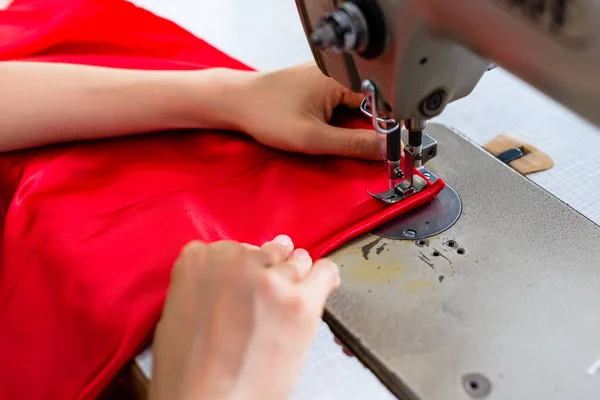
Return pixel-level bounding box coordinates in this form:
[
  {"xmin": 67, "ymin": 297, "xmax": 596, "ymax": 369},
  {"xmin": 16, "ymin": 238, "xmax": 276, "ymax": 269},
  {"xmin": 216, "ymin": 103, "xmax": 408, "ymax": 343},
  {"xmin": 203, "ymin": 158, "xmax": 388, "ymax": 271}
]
[{"xmin": 236, "ymin": 62, "xmax": 381, "ymax": 160}]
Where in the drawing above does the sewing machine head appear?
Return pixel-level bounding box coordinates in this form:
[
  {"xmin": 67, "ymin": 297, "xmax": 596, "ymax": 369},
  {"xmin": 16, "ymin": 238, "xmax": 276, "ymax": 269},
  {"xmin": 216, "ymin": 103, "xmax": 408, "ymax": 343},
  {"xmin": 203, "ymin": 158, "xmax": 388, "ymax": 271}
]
[{"xmin": 295, "ymin": 0, "xmax": 491, "ymax": 203}]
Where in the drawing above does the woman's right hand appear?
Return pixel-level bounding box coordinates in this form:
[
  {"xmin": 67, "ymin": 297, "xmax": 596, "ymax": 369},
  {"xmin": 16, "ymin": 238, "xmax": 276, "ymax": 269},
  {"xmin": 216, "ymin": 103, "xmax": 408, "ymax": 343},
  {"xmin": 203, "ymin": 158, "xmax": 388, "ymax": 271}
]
[{"xmin": 149, "ymin": 235, "xmax": 341, "ymax": 400}]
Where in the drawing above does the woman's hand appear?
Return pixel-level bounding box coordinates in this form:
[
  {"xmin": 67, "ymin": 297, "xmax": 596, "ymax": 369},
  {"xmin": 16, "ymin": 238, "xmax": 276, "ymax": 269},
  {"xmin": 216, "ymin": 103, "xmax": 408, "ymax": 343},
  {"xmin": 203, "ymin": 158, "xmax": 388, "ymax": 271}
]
[
  {"xmin": 236, "ymin": 62, "xmax": 380, "ymax": 160},
  {"xmin": 149, "ymin": 235, "xmax": 340, "ymax": 400}
]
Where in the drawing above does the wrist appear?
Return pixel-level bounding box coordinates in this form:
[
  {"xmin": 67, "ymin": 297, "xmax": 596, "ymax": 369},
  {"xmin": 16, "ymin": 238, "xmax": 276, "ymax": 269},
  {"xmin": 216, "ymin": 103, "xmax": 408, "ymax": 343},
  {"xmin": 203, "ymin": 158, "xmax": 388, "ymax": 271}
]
[{"xmin": 168, "ymin": 68, "xmax": 260, "ymax": 133}]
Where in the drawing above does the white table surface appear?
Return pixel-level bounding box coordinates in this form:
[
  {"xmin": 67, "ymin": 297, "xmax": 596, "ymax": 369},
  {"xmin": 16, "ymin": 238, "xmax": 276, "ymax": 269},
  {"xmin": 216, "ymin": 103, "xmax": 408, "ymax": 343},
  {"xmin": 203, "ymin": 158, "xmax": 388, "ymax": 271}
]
[{"xmin": 130, "ymin": 1, "xmax": 600, "ymax": 398}]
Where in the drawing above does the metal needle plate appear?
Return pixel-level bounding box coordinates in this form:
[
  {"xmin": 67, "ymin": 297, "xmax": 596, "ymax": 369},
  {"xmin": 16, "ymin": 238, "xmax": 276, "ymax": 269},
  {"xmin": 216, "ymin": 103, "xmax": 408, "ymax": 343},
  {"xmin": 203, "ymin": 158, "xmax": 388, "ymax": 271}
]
[
  {"xmin": 323, "ymin": 123, "xmax": 600, "ymax": 400},
  {"xmin": 372, "ymin": 169, "xmax": 462, "ymax": 240}
]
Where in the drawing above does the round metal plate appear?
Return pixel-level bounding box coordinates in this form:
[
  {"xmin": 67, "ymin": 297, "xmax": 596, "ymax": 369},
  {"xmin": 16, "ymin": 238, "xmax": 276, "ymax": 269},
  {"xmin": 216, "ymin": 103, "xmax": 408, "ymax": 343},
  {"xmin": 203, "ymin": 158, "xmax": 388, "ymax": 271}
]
[{"xmin": 372, "ymin": 169, "xmax": 462, "ymax": 240}]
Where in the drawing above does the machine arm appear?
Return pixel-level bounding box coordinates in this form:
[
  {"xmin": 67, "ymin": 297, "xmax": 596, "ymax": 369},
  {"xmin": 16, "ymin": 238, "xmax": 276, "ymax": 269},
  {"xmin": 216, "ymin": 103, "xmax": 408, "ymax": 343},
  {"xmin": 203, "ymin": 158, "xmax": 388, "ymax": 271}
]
[
  {"xmin": 417, "ymin": 0, "xmax": 599, "ymax": 128},
  {"xmin": 296, "ymin": 0, "xmax": 600, "ymax": 128}
]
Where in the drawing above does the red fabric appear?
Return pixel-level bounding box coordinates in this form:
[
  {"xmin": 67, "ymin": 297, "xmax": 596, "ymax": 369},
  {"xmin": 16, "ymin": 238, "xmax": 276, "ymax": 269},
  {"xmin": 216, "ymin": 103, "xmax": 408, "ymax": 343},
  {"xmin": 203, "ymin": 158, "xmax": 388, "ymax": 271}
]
[{"xmin": 0, "ymin": 0, "xmax": 446, "ymax": 399}]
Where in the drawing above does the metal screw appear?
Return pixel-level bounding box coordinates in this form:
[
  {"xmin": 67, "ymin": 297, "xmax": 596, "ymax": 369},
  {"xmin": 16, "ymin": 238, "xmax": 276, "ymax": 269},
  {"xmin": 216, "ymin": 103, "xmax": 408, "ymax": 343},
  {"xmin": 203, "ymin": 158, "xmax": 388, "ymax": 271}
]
[
  {"xmin": 403, "ymin": 229, "xmax": 417, "ymax": 238},
  {"xmin": 422, "ymin": 171, "xmax": 431, "ymax": 178},
  {"xmin": 310, "ymin": 24, "xmax": 338, "ymax": 48}
]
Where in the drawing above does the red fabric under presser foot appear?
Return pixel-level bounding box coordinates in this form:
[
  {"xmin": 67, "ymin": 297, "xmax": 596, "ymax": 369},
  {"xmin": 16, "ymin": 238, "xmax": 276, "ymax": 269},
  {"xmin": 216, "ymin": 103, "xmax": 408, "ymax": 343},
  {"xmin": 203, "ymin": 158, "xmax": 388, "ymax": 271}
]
[{"xmin": 0, "ymin": 0, "xmax": 446, "ymax": 399}]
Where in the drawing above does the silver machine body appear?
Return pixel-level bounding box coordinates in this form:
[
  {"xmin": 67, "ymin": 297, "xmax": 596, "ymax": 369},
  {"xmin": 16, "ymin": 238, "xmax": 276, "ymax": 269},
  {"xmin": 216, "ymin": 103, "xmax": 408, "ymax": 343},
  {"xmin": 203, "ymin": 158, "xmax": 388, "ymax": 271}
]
[
  {"xmin": 296, "ymin": 0, "xmax": 600, "ymax": 127},
  {"xmin": 293, "ymin": 1, "xmax": 600, "ymax": 399}
]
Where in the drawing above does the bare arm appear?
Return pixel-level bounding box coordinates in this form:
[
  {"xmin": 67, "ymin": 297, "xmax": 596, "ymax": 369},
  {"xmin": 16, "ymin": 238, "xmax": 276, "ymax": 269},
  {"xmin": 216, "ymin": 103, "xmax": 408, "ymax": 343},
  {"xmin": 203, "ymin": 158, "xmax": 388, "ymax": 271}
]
[
  {"xmin": 0, "ymin": 61, "xmax": 381, "ymax": 159},
  {"xmin": 0, "ymin": 61, "xmax": 256, "ymax": 152}
]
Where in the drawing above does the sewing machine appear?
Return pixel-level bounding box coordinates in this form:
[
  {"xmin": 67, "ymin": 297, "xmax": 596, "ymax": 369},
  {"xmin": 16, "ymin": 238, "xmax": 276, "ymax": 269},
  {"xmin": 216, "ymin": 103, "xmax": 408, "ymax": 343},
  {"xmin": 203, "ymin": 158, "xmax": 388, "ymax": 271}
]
[
  {"xmin": 292, "ymin": 1, "xmax": 600, "ymax": 399},
  {"xmin": 298, "ymin": 0, "xmax": 599, "ymax": 201}
]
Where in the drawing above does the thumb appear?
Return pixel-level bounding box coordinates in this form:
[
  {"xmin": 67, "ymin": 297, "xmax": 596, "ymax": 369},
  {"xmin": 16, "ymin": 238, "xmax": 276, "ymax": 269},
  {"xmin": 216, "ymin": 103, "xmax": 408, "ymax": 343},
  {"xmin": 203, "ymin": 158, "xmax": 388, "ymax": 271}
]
[
  {"xmin": 339, "ymin": 89, "xmax": 365, "ymax": 109},
  {"xmin": 317, "ymin": 125, "xmax": 382, "ymax": 160},
  {"xmin": 300, "ymin": 259, "xmax": 341, "ymax": 310}
]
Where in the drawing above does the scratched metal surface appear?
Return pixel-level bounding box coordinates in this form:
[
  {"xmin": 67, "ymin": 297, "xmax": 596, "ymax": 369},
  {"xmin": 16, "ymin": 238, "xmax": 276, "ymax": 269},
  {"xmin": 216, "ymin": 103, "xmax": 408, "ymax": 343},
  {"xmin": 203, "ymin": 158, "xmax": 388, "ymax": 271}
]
[{"xmin": 324, "ymin": 123, "xmax": 600, "ymax": 400}]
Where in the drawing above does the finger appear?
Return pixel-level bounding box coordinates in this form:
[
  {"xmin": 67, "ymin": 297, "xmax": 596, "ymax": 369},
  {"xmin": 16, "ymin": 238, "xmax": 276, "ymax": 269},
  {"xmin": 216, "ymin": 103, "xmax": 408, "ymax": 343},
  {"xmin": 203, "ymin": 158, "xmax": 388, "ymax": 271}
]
[
  {"xmin": 299, "ymin": 258, "xmax": 341, "ymax": 308},
  {"xmin": 272, "ymin": 248, "xmax": 313, "ymax": 281},
  {"xmin": 178, "ymin": 240, "xmax": 207, "ymax": 260},
  {"xmin": 342, "ymin": 347, "xmax": 355, "ymax": 358},
  {"xmin": 335, "ymin": 339, "xmax": 357, "ymax": 358},
  {"xmin": 171, "ymin": 240, "xmax": 208, "ymax": 281},
  {"xmin": 258, "ymin": 234, "xmax": 295, "ymax": 266},
  {"xmin": 241, "ymin": 243, "xmax": 260, "ymax": 250},
  {"xmin": 317, "ymin": 125, "xmax": 381, "ymax": 160},
  {"xmin": 333, "ymin": 337, "xmax": 363, "ymax": 364},
  {"xmin": 339, "ymin": 89, "xmax": 365, "ymax": 109},
  {"xmin": 209, "ymin": 240, "xmax": 251, "ymax": 254}
]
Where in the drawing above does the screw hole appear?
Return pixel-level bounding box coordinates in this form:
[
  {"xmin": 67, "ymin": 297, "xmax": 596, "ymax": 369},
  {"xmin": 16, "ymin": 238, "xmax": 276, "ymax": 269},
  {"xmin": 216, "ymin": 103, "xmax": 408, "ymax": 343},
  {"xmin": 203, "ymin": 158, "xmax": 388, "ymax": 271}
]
[
  {"xmin": 457, "ymin": 248, "xmax": 466, "ymax": 255},
  {"xmin": 427, "ymin": 149, "xmax": 435, "ymax": 157},
  {"xmin": 432, "ymin": 251, "xmax": 440, "ymax": 257},
  {"xmin": 462, "ymin": 373, "xmax": 491, "ymax": 398},
  {"xmin": 446, "ymin": 240, "xmax": 456, "ymax": 248},
  {"xmin": 419, "ymin": 57, "xmax": 428, "ymax": 65}
]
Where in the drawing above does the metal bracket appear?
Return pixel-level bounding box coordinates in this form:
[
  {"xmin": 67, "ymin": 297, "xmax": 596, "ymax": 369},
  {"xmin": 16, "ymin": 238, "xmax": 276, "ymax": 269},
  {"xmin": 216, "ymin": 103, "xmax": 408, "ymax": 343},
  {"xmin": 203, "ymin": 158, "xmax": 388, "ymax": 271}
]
[
  {"xmin": 421, "ymin": 134, "xmax": 438, "ymax": 165},
  {"xmin": 497, "ymin": 147, "xmax": 526, "ymax": 164},
  {"xmin": 359, "ymin": 81, "xmax": 399, "ymax": 135}
]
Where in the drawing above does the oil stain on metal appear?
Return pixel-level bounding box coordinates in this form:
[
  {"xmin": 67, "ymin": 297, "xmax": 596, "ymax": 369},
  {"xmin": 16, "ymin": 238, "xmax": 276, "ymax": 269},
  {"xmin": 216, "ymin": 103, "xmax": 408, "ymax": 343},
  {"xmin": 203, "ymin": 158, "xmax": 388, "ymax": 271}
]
[
  {"xmin": 434, "ymin": 248, "xmax": 453, "ymax": 265},
  {"xmin": 418, "ymin": 252, "xmax": 435, "ymax": 270},
  {"xmin": 361, "ymin": 237, "xmax": 382, "ymax": 260},
  {"xmin": 438, "ymin": 275, "xmax": 445, "ymax": 283},
  {"xmin": 344, "ymin": 263, "xmax": 407, "ymax": 285},
  {"xmin": 375, "ymin": 242, "xmax": 387, "ymax": 255},
  {"xmin": 403, "ymin": 279, "xmax": 435, "ymax": 294},
  {"xmin": 341, "ymin": 245, "xmax": 407, "ymax": 285}
]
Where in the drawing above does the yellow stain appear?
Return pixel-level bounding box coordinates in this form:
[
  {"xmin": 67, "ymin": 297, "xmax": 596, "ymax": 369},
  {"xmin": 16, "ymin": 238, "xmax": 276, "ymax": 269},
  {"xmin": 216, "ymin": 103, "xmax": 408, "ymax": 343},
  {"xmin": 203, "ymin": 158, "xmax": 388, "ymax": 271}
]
[
  {"xmin": 403, "ymin": 280, "xmax": 435, "ymax": 294},
  {"xmin": 342, "ymin": 260, "xmax": 406, "ymax": 285}
]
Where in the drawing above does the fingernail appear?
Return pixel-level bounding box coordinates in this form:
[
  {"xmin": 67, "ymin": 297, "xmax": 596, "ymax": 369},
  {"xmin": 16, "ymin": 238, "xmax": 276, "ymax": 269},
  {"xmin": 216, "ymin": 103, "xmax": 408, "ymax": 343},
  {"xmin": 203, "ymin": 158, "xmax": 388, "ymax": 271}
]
[
  {"xmin": 323, "ymin": 259, "xmax": 341, "ymax": 285},
  {"xmin": 291, "ymin": 248, "xmax": 310, "ymax": 260},
  {"xmin": 317, "ymin": 258, "xmax": 341, "ymax": 285},
  {"xmin": 273, "ymin": 235, "xmax": 293, "ymax": 248}
]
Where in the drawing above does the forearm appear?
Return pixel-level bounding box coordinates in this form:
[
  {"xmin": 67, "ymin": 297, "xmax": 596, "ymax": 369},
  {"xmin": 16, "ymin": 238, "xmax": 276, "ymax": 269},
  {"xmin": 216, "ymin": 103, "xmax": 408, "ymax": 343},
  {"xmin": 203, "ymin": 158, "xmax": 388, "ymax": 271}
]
[{"xmin": 0, "ymin": 62, "xmax": 256, "ymax": 152}]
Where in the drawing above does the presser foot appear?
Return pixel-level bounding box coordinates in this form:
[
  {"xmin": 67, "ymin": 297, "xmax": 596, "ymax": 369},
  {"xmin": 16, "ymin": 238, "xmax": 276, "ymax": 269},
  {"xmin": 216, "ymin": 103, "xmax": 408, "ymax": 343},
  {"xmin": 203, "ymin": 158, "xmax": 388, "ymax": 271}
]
[
  {"xmin": 372, "ymin": 167, "xmax": 463, "ymax": 240},
  {"xmin": 367, "ymin": 131, "xmax": 438, "ymax": 205},
  {"xmin": 367, "ymin": 174, "xmax": 428, "ymax": 204}
]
